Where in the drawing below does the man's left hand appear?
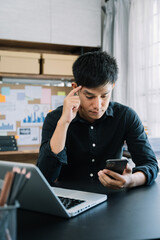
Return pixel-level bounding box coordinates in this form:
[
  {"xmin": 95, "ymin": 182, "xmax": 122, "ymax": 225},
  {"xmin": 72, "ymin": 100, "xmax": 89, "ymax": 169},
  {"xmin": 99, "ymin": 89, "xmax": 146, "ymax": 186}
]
[{"xmin": 98, "ymin": 163, "xmax": 134, "ymax": 189}]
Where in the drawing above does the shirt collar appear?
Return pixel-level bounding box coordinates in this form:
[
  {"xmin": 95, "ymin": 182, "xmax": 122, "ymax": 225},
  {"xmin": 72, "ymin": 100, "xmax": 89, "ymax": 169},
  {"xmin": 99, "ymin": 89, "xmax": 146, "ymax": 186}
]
[{"xmin": 105, "ymin": 102, "xmax": 114, "ymax": 117}]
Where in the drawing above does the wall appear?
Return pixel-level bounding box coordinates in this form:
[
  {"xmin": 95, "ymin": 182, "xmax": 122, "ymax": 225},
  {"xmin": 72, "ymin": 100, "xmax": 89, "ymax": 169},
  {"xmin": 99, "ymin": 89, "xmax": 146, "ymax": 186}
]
[{"xmin": 0, "ymin": 0, "xmax": 101, "ymax": 47}]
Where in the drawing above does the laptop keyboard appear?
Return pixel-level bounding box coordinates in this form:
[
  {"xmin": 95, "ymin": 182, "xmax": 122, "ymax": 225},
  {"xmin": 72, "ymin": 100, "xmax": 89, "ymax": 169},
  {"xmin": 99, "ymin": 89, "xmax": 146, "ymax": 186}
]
[{"xmin": 58, "ymin": 196, "xmax": 85, "ymax": 210}]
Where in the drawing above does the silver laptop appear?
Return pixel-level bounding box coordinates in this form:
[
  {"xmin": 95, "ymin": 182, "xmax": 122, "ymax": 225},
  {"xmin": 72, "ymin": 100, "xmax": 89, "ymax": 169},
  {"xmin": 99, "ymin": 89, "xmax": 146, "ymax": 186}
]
[{"xmin": 0, "ymin": 161, "xmax": 107, "ymax": 218}]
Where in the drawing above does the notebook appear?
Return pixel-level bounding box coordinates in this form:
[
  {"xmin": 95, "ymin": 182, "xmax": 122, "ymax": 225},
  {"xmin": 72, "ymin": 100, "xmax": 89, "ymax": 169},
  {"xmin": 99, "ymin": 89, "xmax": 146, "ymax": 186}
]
[{"xmin": 0, "ymin": 161, "xmax": 107, "ymax": 218}]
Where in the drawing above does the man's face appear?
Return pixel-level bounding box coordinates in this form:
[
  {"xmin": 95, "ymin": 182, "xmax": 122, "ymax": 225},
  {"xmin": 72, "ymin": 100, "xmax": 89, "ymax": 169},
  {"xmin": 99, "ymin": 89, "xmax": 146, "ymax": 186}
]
[{"xmin": 77, "ymin": 83, "xmax": 114, "ymax": 123}]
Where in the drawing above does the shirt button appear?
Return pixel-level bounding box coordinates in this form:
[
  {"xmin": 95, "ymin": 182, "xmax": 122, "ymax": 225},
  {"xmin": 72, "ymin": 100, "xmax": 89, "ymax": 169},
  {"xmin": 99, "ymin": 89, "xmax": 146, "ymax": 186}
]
[
  {"xmin": 90, "ymin": 173, "xmax": 94, "ymax": 177},
  {"xmin": 92, "ymin": 159, "xmax": 95, "ymax": 162},
  {"xmin": 92, "ymin": 143, "xmax": 96, "ymax": 147},
  {"xmin": 91, "ymin": 126, "xmax": 94, "ymax": 129}
]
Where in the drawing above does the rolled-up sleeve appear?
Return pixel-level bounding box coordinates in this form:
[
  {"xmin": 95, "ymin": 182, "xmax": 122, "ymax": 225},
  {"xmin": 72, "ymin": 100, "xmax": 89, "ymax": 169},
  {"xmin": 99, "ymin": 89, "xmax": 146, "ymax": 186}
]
[
  {"xmin": 37, "ymin": 107, "xmax": 67, "ymax": 184},
  {"xmin": 125, "ymin": 107, "xmax": 159, "ymax": 185}
]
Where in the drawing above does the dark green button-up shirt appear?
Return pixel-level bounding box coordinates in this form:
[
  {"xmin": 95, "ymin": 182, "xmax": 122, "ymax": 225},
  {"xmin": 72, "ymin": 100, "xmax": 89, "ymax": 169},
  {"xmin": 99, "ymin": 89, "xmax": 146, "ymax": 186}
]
[{"xmin": 37, "ymin": 102, "xmax": 159, "ymax": 185}]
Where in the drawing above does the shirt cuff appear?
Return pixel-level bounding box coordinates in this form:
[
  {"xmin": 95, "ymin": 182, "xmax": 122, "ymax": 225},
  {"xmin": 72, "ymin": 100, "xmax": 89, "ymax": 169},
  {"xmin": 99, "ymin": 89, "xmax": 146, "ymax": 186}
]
[
  {"xmin": 44, "ymin": 141, "xmax": 67, "ymax": 165},
  {"xmin": 132, "ymin": 166, "xmax": 157, "ymax": 185}
]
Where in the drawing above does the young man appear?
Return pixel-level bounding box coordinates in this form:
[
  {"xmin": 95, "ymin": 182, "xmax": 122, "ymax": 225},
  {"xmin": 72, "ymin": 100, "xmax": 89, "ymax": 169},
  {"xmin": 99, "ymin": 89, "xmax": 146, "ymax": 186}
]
[{"xmin": 37, "ymin": 51, "xmax": 158, "ymax": 189}]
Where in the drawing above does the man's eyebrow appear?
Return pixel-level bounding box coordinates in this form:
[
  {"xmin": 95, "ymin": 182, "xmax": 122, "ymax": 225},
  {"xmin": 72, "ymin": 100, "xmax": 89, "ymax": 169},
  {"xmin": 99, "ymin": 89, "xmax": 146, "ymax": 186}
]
[
  {"xmin": 83, "ymin": 90, "xmax": 111, "ymax": 95},
  {"xmin": 83, "ymin": 90, "xmax": 95, "ymax": 95}
]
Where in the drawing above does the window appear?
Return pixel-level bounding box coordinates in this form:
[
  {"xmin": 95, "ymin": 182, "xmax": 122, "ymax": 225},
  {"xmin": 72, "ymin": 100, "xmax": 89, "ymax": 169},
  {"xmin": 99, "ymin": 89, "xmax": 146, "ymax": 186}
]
[{"xmin": 128, "ymin": 0, "xmax": 160, "ymax": 137}]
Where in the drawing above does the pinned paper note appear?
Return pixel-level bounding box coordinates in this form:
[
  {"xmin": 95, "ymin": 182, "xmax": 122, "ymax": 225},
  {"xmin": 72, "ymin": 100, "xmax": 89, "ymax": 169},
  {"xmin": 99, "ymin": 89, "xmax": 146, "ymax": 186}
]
[
  {"xmin": 1, "ymin": 87, "xmax": 10, "ymax": 96},
  {"xmin": 0, "ymin": 94, "xmax": 6, "ymax": 103},
  {"xmin": 17, "ymin": 92, "xmax": 25, "ymax": 101},
  {"xmin": 25, "ymin": 86, "xmax": 42, "ymax": 100},
  {"xmin": 52, "ymin": 95, "xmax": 65, "ymax": 110},
  {"xmin": 0, "ymin": 120, "xmax": 16, "ymax": 132},
  {"xmin": 41, "ymin": 88, "xmax": 51, "ymax": 104},
  {"xmin": 21, "ymin": 104, "xmax": 50, "ymax": 126},
  {"xmin": 57, "ymin": 91, "xmax": 66, "ymax": 96},
  {"xmin": 17, "ymin": 127, "xmax": 40, "ymax": 145}
]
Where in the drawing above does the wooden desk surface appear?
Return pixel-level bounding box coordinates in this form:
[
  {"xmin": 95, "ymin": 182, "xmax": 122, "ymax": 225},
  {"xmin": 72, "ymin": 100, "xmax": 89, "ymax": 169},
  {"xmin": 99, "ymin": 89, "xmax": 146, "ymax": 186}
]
[
  {"xmin": 0, "ymin": 146, "xmax": 39, "ymax": 154},
  {"xmin": 0, "ymin": 146, "xmax": 39, "ymax": 164}
]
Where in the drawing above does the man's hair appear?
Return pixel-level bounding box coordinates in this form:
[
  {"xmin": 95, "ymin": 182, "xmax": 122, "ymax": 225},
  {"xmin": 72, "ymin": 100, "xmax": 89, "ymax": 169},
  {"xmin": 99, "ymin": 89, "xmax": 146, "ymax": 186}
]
[{"xmin": 72, "ymin": 51, "xmax": 118, "ymax": 88}]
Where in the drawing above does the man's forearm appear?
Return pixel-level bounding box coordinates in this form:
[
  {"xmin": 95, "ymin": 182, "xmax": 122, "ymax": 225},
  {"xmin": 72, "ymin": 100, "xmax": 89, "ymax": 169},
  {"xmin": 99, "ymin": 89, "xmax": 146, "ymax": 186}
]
[
  {"xmin": 128, "ymin": 171, "xmax": 147, "ymax": 188},
  {"xmin": 50, "ymin": 119, "xmax": 69, "ymax": 154}
]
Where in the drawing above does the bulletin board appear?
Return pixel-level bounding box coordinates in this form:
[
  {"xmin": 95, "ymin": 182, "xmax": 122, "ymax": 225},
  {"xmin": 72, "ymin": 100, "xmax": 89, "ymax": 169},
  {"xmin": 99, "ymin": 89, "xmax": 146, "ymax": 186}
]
[{"xmin": 0, "ymin": 83, "xmax": 72, "ymax": 147}]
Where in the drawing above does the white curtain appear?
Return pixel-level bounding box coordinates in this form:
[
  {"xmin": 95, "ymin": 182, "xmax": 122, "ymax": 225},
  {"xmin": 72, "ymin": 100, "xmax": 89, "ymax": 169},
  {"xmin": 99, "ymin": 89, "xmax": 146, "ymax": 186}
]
[
  {"xmin": 128, "ymin": 0, "xmax": 160, "ymax": 137},
  {"xmin": 102, "ymin": 0, "xmax": 131, "ymax": 104},
  {"xmin": 103, "ymin": 0, "xmax": 160, "ymax": 138}
]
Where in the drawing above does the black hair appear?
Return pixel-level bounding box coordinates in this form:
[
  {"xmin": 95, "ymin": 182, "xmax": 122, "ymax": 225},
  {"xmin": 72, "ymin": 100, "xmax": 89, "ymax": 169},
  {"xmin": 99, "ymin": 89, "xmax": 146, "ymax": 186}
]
[{"xmin": 72, "ymin": 51, "xmax": 118, "ymax": 88}]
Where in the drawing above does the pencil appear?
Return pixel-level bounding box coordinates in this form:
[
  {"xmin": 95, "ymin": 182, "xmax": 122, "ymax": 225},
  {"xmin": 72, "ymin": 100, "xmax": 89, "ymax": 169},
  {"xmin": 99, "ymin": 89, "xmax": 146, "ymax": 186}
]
[
  {"xmin": 0, "ymin": 171, "xmax": 15, "ymax": 206},
  {"xmin": 7, "ymin": 168, "xmax": 21, "ymax": 205},
  {"xmin": 15, "ymin": 171, "xmax": 31, "ymax": 199},
  {"xmin": 9, "ymin": 168, "xmax": 26, "ymax": 205}
]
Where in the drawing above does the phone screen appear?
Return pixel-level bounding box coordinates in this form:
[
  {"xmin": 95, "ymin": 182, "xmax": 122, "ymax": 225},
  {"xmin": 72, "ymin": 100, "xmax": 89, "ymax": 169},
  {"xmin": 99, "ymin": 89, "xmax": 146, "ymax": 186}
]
[{"xmin": 105, "ymin": 159, "xmax": 128, "ymax": 175}]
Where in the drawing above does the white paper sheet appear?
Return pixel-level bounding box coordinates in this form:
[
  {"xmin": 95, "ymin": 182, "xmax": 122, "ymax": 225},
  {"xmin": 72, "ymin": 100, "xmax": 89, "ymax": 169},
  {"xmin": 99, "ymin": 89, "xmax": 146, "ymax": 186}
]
[{"xmin": 17, "ymin": 127, "xmax": 40, "ymax": 145}]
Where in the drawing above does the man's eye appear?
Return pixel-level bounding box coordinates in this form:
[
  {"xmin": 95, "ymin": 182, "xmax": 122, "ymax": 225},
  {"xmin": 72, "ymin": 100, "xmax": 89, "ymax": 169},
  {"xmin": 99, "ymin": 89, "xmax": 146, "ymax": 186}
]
[
  {"xmin": 86, "ymin": 96, "xmax": 94, "ymax": 99},
  {"xmin": 102, "ymin": 95, "xmax": 107, "ymax": 98}
]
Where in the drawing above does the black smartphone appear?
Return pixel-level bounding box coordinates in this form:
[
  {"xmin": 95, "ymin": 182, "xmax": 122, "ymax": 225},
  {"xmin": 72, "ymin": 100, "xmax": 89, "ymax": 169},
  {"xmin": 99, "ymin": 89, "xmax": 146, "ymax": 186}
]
[{"xmin": 105, "ymin": 159, "xmax": 128, "ymax": 175}]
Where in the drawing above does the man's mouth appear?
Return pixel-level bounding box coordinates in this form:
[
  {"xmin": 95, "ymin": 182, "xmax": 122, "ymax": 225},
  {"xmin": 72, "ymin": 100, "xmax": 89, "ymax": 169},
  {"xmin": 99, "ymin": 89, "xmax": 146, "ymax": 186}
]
[{"xmin": 89, "ymin": 110, "xmax": 102, "ymax": 114}]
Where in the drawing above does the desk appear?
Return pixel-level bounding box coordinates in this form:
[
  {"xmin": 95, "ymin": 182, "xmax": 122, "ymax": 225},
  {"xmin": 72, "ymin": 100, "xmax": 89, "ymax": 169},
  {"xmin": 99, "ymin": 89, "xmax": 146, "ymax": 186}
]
[
  {"xmin": 0, "ymin": 146, "xmax": 39, "ymax": 164},
  {"xmin": 17, "ymin": 176, "xmax": 160, "ymax": 240}
]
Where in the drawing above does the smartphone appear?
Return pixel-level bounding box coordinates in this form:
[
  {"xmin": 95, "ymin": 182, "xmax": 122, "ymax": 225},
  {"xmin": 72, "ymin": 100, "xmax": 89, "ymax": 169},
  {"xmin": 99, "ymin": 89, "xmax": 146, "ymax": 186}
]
[{"xmin": 105, "ymin": 159, "xmax": 128, "ymax": 175}]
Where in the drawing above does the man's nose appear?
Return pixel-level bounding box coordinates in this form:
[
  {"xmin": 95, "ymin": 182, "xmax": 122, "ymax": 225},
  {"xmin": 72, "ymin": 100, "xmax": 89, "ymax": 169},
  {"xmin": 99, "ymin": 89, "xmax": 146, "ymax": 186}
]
[{"xmin": 93, "ymin": 97, "xmax": 102, "ymax": 109}]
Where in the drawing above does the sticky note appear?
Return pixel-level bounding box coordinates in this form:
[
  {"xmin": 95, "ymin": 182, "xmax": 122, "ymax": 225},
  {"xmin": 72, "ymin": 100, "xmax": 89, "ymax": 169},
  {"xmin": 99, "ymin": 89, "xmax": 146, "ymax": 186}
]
[
  {"xmin": 0, "ymin": 94, "xmax": 6, "ymax": 102},
  {"xmin": 57, "ymin": 91, "xmax": 66, "ymax": 96},
  {"xmin": 41, "ymin": 88, "xmax": 51, "ymax": 104},
  {"xmin": 17, "ymin": 92, "xmax": 25, "ymax": 100},
  {"xmin": 1, "ymin": 87, "xmax": 10, "ymax": 96}
]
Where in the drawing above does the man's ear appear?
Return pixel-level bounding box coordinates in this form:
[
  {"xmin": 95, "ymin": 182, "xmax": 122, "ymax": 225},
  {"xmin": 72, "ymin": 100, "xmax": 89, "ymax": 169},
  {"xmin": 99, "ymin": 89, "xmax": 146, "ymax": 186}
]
[{"xmin": 72, "ymin": 82, "xmax": 77, "ymax": 89}]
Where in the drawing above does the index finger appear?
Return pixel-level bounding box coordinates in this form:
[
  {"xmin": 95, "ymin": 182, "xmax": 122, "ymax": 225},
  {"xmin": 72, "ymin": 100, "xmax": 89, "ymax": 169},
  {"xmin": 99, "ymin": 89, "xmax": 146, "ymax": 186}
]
[
  {"xmin": 68, "ymin": 86, "xmax": 82, "ymax": 97},
  {"xmin": 102, "ymin": 169, "xmax": 123, "ymax": 181}
]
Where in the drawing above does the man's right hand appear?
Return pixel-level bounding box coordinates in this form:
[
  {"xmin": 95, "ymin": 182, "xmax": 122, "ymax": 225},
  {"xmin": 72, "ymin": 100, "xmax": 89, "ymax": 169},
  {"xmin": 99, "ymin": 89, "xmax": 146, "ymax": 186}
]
[
  {"xmin": 50, "ymin": 86, "xmax": 82, "ymax": 154},
  {"xmin": 60, "ymin": 86, "xmax": 82, "ymax": 124}
]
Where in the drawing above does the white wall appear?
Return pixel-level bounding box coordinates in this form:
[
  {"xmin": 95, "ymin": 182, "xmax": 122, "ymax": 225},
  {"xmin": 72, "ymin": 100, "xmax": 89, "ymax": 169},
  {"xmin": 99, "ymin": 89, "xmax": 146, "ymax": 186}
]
[{"xmin": 0, "ymin": 0, "xmax": 101, "ymax": 47}]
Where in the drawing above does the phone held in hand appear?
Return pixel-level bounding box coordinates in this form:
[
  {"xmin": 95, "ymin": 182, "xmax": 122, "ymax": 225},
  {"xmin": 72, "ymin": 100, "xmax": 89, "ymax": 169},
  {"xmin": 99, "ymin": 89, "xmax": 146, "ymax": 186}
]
[{"xmin": 105, "ymin": 159, "xmax": 128, "ymax": 175}]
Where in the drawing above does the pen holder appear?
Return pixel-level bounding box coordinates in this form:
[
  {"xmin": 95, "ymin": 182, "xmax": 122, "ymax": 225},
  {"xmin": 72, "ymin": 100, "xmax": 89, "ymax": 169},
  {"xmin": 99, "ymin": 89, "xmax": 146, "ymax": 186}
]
[{"xmin": 0, "ymin": 201, "xmax": 20, "ymax": 240}]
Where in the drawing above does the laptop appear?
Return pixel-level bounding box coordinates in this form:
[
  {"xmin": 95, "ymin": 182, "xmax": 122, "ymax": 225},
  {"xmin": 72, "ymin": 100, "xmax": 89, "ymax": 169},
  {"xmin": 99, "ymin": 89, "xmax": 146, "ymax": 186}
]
[{"xmin": 0, "ymin": 161, "xmax": 107, "ymax": 218}]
